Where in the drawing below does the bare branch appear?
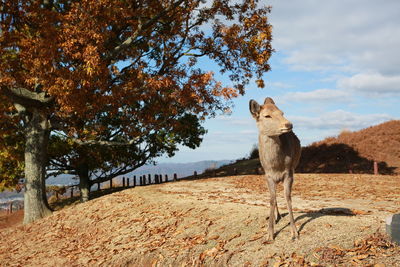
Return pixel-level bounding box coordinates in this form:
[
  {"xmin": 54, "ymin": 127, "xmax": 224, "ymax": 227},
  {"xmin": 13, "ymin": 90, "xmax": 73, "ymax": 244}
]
[
  {"xmin": 89, "ymin": 155, "xmax": 150, "ymax": 185},
  {"xmin": 2, "ymin": 86, "xmax": 54, "ymax": 109}
]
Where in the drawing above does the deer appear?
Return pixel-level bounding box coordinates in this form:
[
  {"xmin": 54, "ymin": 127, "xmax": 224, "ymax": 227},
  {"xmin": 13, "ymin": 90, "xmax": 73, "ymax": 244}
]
[{"xmin": 249, "ymin": 97, "xmax": 301, "ymax": 241}]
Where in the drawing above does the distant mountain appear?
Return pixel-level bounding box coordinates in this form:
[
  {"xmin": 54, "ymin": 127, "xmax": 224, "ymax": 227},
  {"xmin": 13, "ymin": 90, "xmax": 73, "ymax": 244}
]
[
  {"xmin": 44, "ymin": 160, "xmax": 233, "ymax": 186},
  {"xmin": 0, "ymin": 160, "xmax": 233, "ymax": 205},
  {"xmin": 131, "ymin": 160, "xmax": 233, "ymax": 178}
]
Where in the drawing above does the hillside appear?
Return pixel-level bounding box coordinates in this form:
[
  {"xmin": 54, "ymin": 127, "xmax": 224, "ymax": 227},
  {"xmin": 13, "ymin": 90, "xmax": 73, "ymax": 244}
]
[
  {"xmin": 298, "ymin": 120, "xmax": 400, "ymax": 174},
  {"xmin": 1, "ymin": 174, "xmax": 399, "ymax": 266},
  {"xmin": 207, "ymin": 120, "xmax": 400, "ymax": 176}
]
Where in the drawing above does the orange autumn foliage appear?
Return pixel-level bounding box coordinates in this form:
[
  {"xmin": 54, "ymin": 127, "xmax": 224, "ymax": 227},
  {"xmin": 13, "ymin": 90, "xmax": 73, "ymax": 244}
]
[
  {"xmin": 1, "ymin": 0, "xmax": 273, "ymax": 221},
  {"xmin": 1, "ymin": 0, "xmax": 273, "ymax": 131}
]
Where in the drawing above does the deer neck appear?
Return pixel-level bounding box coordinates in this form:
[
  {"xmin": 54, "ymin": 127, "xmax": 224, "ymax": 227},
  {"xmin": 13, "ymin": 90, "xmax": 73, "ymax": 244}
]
[{"xmin": 259, "ymin": 133, "xmax": 281, "ymax": 150}]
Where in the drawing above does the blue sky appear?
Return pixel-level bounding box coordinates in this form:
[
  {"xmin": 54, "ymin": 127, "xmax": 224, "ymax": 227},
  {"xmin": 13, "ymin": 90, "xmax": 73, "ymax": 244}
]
[{"xmin": 161, "ymin": 0, "xmax": 400, "ymax": 163}]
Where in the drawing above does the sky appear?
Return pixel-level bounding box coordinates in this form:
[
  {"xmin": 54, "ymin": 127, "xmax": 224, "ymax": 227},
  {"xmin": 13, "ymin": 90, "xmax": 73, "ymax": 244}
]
[{"xmin": 161, "ymin": 0, "xmax": 400, "ymax": 163}]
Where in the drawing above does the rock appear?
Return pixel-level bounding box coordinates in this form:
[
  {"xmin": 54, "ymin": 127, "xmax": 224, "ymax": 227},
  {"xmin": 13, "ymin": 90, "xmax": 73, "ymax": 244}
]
[{"xmin": 385, "ymin": 214, "xmax": 400, "ymax": 245}]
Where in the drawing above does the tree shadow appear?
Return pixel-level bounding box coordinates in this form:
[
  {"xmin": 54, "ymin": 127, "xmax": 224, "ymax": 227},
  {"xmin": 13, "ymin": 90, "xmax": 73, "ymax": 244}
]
[
  {"xmin": 274, "ymin": 207, "xmax": 358, "ymax": 239},
  {"xmin": 297, "ymin": 143, "xmax": 396, "ymax": 174}
]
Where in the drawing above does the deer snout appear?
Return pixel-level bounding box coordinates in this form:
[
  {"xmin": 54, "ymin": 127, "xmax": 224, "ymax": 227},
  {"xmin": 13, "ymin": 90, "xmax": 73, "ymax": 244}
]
[{"xmin": 281, "ymin": 121, "xmax": 293, "ymax": 132}]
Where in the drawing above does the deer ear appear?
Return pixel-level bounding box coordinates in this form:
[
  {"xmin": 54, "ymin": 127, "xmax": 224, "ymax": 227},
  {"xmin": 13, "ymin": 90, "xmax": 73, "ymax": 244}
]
[
  {"xmin": 249, "ymin": 100, "xmax": 261, "ymax": 119},
  {"xmin": 264, "ymin": 97, "xmax": 275, "ymax": 105}
]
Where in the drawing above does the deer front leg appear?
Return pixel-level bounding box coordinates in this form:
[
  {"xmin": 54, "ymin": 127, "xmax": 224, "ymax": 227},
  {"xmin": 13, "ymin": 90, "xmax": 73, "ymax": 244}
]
[
  {"xmin": 284, "ymin": 175, "xmax": 299, "ymax": 240},
  {"xmin": 275, "ymin": 204, "xmax": 281, "ymax": 223},
  {"xmin": 267, "ymin": 178, "xmax": 277, "ymax": 241}
]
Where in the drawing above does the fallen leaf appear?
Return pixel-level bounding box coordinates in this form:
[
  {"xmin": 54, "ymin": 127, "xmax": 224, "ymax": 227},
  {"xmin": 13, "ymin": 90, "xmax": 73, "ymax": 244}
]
[{"xmin": 351, "ymin": 254, "xmax": 369, "ymax": 260}]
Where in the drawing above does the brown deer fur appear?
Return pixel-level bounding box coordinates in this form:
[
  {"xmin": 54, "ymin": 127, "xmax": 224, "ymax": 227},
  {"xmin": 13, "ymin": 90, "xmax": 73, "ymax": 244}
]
[{"xmin": 249, "ymin": 97, "xmax": 301, "ymax": 240}]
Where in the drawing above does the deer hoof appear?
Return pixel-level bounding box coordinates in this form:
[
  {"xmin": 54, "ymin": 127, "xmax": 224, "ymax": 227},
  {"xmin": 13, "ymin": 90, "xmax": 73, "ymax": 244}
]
[
  {"xmin": 291, "ymin": 232, "xmax": 299, "ymax": 241},
  {"xmin": 266, "ymin": 232, "xmax": 275, "ymax": 241}
]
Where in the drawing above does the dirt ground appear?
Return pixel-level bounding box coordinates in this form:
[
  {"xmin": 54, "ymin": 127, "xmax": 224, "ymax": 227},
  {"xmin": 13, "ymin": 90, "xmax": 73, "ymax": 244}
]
[{"xmin": 0, "ymin": 174, "xmax": 399, "ymax": 266}]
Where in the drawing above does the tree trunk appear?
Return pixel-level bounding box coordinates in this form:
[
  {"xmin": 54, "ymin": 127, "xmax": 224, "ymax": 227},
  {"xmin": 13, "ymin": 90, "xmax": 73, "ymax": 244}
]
[
  {"xmin": 77, "ymin": 164, "xmax": 90, "ymax": 203},
  {"xmin": 23, "ymin": 111, "xmax": 52, "ymax": 224}
]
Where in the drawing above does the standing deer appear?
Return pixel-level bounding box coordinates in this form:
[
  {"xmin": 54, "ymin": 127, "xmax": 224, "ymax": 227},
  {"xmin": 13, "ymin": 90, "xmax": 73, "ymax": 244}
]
[{"xmin": 249, "ymin": 97, "xmax": 301, "ymax": 240}]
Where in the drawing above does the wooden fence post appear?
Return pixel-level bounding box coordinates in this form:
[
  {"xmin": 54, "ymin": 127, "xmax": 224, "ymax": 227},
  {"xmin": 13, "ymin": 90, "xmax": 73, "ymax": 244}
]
[
  {"xmin": 159, "ymin": 174, "xmax": 163, "ymax": 183},
  {"xmin": 133, "ymin": 176, "xmax": 136, "ymax": 187},
  {"xmin": 70, "ymin": 187, "xmax": 74, "ymax": 198},
  {"xmin": 127, "ymin": 178, "xmax": 130, "ymax": 187},
  {"xmin": 374, "ymin": 161, "xmax": 379, "ymax": 175},
  {"xmin": 194, "ymin": 171, "xmax": 197, "ymax": 179},
  {"xmin": 98, "ymin": 182, "xmax": 101, "ymax": 191},
  {"xmin": 123, "ymin": 177, "xmax": 126, "ymax": 187},
  {"xmin": 148, "ymin": 174, "xmax": 151, "ymax": 184},
  {"xmin": 164, "ymin": 174, "xmax": 168, "ymax": 182},
  {"xmin": 174, "ymin": 173, "xmax": 177, "ymax": 181},
  {"xmin": 155, "ymin": 174, "xmax": 159, "ymax": 184},
  {"xmin": 140, "ymin": 176, "xmax": 143, "ymax": 186},
  {"xmin": 110, "ymin": 179, "xmax": 113, "ymax": 188},
  {"xmin": 7, "ymin": 202, "xmax": 13, "ymax": 214}
]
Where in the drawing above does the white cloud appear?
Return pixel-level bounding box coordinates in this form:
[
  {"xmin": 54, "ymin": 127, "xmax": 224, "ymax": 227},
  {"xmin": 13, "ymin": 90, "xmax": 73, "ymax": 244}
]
[
  {"xmin": 214, "ymin": 115, "xmax": 253, "ymax": 126},
  {"xmin": 269, "ymin": 0, "xmax": 400, "ymax": 74},
  {"xmin": 291, "ymin": 110, "xmax": 392, "ymax": 131},
  {"xmin": 338, "ymin": 73, "xmax": 400, "ymax": 95},
  {"xmin": 239, "ymin": 130, "xmax": 257, "ymax": 135},
  {"xmin": 281, "ymin": 89, "xmax": 351, "ymax": 103},
  {"xmin": 268, "ymin": 81, "xmax": 293, "ymax": 89}
]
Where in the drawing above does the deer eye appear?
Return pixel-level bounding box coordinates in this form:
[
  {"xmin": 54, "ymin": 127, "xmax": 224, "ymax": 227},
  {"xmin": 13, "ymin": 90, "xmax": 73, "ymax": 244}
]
[{"xmin": 264, "ymin": 115, "xmax": 271, "ymax": 118}]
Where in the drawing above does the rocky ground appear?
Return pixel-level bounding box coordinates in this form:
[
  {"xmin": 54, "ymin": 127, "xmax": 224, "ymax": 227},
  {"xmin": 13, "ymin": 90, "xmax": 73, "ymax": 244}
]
[{"xmin": 1, "ymin": 174, "xmax": 399, "ymax": 266}]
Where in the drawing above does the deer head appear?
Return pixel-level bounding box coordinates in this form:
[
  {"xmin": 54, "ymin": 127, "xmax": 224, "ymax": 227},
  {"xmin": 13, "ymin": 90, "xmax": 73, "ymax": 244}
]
[{"xmin": 249, "ymin": 97, "xmax": 293, "ymax": 136}]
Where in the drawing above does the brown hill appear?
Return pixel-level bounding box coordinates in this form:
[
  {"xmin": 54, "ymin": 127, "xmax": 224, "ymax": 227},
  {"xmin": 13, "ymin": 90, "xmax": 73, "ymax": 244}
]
[{"xmin": 298, "ymin": 120, "xmax": 400, "ymax": 174}]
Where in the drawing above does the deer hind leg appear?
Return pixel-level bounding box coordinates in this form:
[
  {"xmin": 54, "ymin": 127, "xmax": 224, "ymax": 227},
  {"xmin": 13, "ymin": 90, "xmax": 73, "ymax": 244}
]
[
  {"xmin": 284, "ymin": 173, "xmax": 299, "ymax": 240},
  {"xmin": 267, "ymin": 178, "xmax": 277, "ymax": 240}
]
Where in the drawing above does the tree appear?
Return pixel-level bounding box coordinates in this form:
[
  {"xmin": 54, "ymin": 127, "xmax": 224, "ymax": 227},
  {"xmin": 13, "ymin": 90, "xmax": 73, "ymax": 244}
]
[
  {"xmin": 0, "ymin": 0, "xmax": 273, "ymax": 223},
  {"xmin": 48, "ymin": 112, "xmax": 206, "ymax": 202}
]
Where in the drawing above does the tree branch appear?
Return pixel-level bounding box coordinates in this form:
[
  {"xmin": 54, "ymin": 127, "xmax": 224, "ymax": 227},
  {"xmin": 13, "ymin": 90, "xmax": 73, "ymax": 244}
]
[
  {"xmin": 72, "ymin": 138, "xmax": 139, "ymax": 146},
  {"xmin": 89, "ymin": 155, "xmax": 150, "ymax": 185},
  {"xmin": 1, "ymin": 86, "xmax": 54, "ymax": 109},
  {"xmin": 106, "ymin": 0, "xmax": 185, "ymax": 62}
]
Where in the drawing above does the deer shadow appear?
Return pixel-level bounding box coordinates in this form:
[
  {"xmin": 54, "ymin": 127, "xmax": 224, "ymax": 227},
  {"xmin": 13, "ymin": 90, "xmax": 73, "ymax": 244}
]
[{"xmin": 273, "ymin": 207, "xmax": 357, "ymax": 239}]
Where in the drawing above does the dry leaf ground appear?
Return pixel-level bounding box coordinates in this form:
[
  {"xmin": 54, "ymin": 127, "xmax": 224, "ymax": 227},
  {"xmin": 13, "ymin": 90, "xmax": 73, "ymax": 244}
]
[{"xmin": 1, "ymin": 174, "xmax": 399, "ymax": 266}]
